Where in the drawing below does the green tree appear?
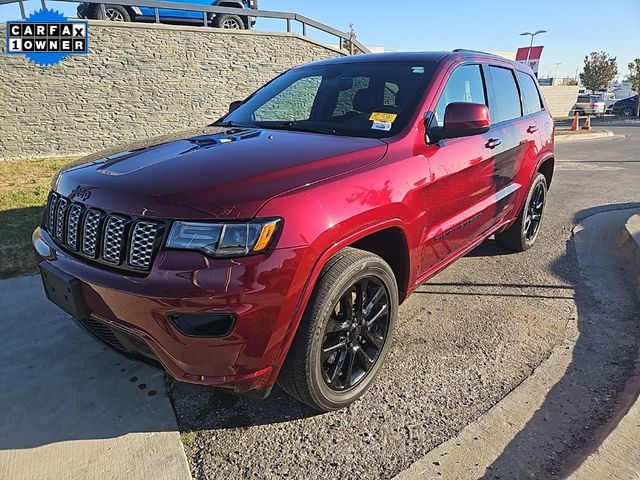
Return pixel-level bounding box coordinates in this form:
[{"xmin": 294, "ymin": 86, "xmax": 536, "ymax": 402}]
[
  {"xmin": 627, "ymin": 58, "xmax": 640, "ymax": 117},
  {"xmin": 579, "ymin": 51, "xmax": 618, "ymax": 92}
]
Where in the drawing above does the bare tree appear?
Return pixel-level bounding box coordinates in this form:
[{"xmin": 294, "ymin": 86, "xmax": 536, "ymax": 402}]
[{"xmin": 343, "ymin": 23, "xmax": 362, "ymax": 55}]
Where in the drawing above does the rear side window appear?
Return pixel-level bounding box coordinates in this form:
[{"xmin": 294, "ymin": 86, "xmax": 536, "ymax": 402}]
[
  {"xmin": 517, "ymin": 71, "xmax": 544, "ymax": 114},
  {"xmin": 577, "ymin": 95, "xmax": 591, "ymax": 103},
  {"xmin": 488, "ymin": 66, "xmax": 522, "ymax": 123},
  {"xmin": 433, "ymin": 64, "xmax": 486, "ymax": 127}
]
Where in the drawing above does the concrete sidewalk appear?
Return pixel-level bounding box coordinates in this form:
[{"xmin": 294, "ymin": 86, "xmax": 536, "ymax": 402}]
[
  {"xmin": 396, "ymin": 209, "xmax": 640, "ymax": 480},
  {"xmin": 570, "ymin": 213, "xmax": 640, "ymax": 480},
  {"xmin": 0, "ymin": 275, "xmax": 191, "ymax": 480}
]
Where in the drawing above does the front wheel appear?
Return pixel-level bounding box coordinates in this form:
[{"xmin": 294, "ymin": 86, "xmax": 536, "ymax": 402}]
[
  {"xmin": 621, "ymin": 106, "xmax": 635, "ymax": 118},
  {"xmin": 278, "ymin": 247, "xmax": 398, "ymax": 411},
  {"xmin": 495, "ymin": 173, "xmax": 548, "ymax": 252},
  {"xmin": 214, "ymin": 14, "xmax": 245, "ymax": 29},
  {"xmin": 96, "ymin": 4, "xmax": 131, "ymax": 21}
]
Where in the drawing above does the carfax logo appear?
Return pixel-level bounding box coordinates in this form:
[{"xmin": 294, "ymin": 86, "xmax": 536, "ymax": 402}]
[{"xmin": 6, "ymin": 9, "xmax": 88, "ymax": 66}]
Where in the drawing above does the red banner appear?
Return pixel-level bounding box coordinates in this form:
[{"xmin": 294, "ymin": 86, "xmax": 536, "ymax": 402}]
[{"xmin": 516, "ymin": 46, "xmax": 544, "ymax": 75}]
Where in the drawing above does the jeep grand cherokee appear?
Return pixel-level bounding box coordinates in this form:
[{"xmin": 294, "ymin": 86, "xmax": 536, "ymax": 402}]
[{"xmin": 34, "ymin": 51, "xmax": 554, "ymax": 411}]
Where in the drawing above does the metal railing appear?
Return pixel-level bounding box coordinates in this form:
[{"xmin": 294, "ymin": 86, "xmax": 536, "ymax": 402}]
[{"xmin": 0, "ymin": 0, "xmax": 370, "ymax": 54}]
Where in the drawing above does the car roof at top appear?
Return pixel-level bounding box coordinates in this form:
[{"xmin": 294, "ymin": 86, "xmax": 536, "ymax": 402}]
[{"xmin": 303, "ymin": 50, "xmax": 514, "ymax": 67}]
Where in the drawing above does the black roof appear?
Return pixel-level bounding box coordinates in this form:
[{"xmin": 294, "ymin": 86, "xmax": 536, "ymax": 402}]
[{"xmin": 304, "ymin": 49, "xmax": 514, "ymax": 67}]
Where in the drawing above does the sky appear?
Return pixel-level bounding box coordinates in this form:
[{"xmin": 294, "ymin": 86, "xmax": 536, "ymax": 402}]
[{"xmin": 2, "ymin": 0, "xmax": 639, "ymax": 79}]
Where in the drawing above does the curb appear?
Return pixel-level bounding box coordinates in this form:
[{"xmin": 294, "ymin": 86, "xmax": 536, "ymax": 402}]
[
  {"xmin": 618, "ymin": 214, "xmax": 640, "ymax": 300},
  {"xmin": 554, "ymin": 130, "xmax": 615, "ymax": 143},
  {"xmin": 394, "ymin": 209, "xmax": 640, "ymax": 480}
]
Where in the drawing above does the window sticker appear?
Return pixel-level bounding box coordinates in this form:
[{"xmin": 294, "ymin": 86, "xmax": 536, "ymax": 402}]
[
  {"xmin": 412, "ymin": 66, "xmax": 425, "ymax": 74},
  {"xmin": 369, "ymin": 112, "xmax": 398, "ymax": 123},
  {"xmin": 371, "ymin": 121, "xmax": 393, "ymax": 131}
]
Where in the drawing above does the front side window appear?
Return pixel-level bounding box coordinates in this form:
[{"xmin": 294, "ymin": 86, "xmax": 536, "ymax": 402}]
[
  {"xmin": 517, "ymin": 71, "xmax": 544, "ymax": 114},
  {"xmin": 433, "ymin": 64, "xmax": 486, "ymax": 127},
  {"xmin": 222, "ymin": 61, "xmax": 437, "ymax": 138},
  {"xmin": 489, "ymin": 66, "xmax": 522, "ymax": 124}
]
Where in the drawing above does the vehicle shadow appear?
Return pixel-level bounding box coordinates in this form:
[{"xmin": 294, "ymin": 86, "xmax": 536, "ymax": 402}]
[
  {"xmin": 172, "ymin": 382, "xmax": 320, "ymax": 432},
  {"xmin": 478, "ymin": 204, "xmax": 640, "ymax": 478}
]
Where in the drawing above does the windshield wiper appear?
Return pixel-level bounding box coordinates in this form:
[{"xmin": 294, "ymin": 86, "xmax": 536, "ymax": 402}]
[{"xmin": 268, "ymin": 121, "xmax": 338, "ymax": 136}]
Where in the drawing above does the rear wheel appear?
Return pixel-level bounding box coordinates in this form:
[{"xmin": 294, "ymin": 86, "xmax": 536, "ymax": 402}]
[
  {"xmin": 96, "ymin": 4, "xmax": 131, "ymax": 21},
  {"xmin": 278, "ymin": 247, "xmax": 398, "ymax": 411},
  {"xmin": 621, "ymin": 106, "xmax": 635, "ymax": 118},
  {"xmin": 215, "ymin": 14, "xmax": 245, "ymax": 29},
  {"xmin": 495, "ymin": 173, "xmax": 547, "ymax": 252}
]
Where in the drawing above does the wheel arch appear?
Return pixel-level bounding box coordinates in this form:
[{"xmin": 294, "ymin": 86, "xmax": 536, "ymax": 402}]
[
  {"xmin": 348, "ymin": 227, "xmax": 410, "ymax": 304},
  {"xmin": 537, "ymin": 157, "xmax": 555, "ymax": 188}
]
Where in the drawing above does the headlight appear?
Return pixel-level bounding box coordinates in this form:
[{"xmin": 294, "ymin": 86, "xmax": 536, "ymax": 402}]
[{"xmin": 166, "ymin": 219, "xmax": 280, "ymax": 258}]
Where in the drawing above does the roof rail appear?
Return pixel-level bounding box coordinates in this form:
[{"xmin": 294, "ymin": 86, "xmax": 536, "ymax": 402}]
[{"xmin": 453, "ymin": 49, "xmax": 503, "ymax": 58}]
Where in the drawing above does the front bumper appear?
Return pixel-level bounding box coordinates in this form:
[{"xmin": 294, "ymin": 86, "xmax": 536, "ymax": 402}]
[{"xmin": 33, "ymin": 227, "xmax": 312, "ymax": 393}]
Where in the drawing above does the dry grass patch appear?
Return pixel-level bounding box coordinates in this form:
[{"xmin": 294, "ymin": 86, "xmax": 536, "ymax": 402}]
[{"xmin": 0, "ymin": 158, "xmax": 76, "ymax": 278}]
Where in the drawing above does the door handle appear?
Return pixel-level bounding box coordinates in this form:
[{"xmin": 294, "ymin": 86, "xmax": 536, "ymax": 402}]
[
  {"xmin": 527, "ymin": 125, "xmax": 539, "ymax": 134},
  {"xmin": 485, "ymin": 138, "xmax": 502, "ymax": 149}
]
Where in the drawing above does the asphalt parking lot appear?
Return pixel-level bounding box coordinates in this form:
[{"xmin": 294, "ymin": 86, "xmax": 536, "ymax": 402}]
[{"xmin": 173, "ymin": 123, "xmax": 640, "ymax": 479}]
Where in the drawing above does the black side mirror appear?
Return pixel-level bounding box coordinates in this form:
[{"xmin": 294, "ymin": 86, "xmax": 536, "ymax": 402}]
[{"xmin": 228, "ymin": 100, "xmax": 243, "ymax": 114}]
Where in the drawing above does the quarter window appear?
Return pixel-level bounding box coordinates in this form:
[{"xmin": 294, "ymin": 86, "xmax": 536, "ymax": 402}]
[
  {"xmin": 488, "ymin": 66, "xmax": 522, "ymax": 123},
  {"xmin": 433, "ymin": 65, "xmax": 486, "ymax": 127},
  {"xmin": 517, "ymin": 71, "xmax": 544, "ymax": 114}
]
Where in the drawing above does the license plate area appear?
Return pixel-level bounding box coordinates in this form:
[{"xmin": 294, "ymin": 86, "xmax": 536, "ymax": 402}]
[{"xmin": 39, "ymin": 262, "xmax": 89, "ymax": 319}]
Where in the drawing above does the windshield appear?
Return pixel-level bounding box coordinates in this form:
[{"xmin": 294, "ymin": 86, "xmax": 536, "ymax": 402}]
[{"xmin": 219, "ymin": 61, "xmax": 437, "ymax": 138}]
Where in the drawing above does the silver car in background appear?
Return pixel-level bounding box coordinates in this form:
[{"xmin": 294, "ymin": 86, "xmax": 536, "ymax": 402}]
[{"xmin": 571, "ymin": 94, "xmax": 606, "ymax": 116}]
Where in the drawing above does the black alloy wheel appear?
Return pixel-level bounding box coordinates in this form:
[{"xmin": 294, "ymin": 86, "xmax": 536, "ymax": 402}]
[
  {"xmin": 524, "ymin": 182, "xmax": 545, "ymax": 243},
  {"xmin": 278, "ymin": 247, "xmax": 398, "ymax": 411},
  {"xmin": 495, "ymin": 173, "xmax": 548, "ymax": 252},
  {"xmin": 320, "ymin": 276, "xmax": 390, "ymax": 391}
]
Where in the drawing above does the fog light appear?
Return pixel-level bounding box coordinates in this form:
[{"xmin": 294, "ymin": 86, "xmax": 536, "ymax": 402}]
[{"xmin": 170, "ymin": 313, "xmax": 236, "ymax": 337}]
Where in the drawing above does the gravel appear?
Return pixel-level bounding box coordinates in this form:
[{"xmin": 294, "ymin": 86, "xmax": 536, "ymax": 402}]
[{"xmin": 173, "ymin": 127, "xmax": 640, "ymax": 480}]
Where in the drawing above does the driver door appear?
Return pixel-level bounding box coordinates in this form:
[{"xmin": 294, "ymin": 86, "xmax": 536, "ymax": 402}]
[{"xmin": 420, "ymin": 63, "xmax": 498, "ymax": 273}]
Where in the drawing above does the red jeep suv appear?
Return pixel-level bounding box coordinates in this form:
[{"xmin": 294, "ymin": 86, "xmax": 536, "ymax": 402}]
[{"xmin": 34, "ymin": 51, "xmax": 554, "ymax": 411}]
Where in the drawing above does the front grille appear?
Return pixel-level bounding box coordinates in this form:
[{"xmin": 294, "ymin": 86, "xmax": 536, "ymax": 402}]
[
  {"xmin": 67, "ymin": 204, "xmax": 82, "ymax": 250},
  {"xmin": 129, "ymin": 222, "xmax": 160, "ymax": 269},
  {"xmin": 43, "ymin": 192, "xmax": 164, "ymax": 272},
  {"xmin": 55, "ymin": 198, "xmax": 68, "ymax": 242},
  {"xmin": 82, "ymin": 210, "xmax": 102, "ymax": 258},
  {"xmin": 102, "ymin": 216, "xmax": 127, "ymax": 264}
]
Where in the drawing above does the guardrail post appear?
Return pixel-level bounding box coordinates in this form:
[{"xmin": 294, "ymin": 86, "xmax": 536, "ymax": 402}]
[
  {"xmin": 339, "ymin": 37, "xmax": 343, "ymax": 50},
  {"xmin": 286, "ymin": 18, "xmax": 291, "ymax": 33},
  {"xmin": 154, "ymin": 7, "xmax": 159, "ymax": 23},
  {"xmin": 100, "ymin": 3, "xmax": 106, "ymax": 18},
  {"xmin": 40, "ymin": 0, "xmax": 46, "ymax": 10},
  {"xmin": 18, "ymin": 1, "xmax": 25, "ymax": 19},
  {"xmin": 302, "ymin": 22, "xmax": 307, "ymax": 36},
  {"xmin": 203, "ymin": 12, "xmax": 208, "ymax": 27}
]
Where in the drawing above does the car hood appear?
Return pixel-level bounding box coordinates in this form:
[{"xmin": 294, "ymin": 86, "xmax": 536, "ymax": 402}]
[{"xmin": 54, "ymin": 126, "xmax": 388, "ymax": 219}]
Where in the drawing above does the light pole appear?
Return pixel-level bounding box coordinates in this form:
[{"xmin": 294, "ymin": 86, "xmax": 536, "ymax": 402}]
[
  {"xmin": 554, "ymin": 62, "xmax": 561, "ymax": 78},
  {"xmin": 520, "ymin": 30, "xmax": 547, "ymax": 68}
]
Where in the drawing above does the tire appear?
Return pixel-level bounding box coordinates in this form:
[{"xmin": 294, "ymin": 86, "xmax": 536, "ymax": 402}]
[
  {"xmin": 621, "ymin": 106, "xmax": 635, "ymax": 118},
  {"xmin": 278, "ymin": 247, "xmax": 398, "ymax": 411},
  {"xmin": 495, "ymin": 173, "xmax": 548, "ymax": 252},
  {"xmin": 96, "ymin": 5, "xmax": 131, "ymax": 22},
  {"xmin": 215, "ymin": 14, "xmax": 245, "ymax": 29}
]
